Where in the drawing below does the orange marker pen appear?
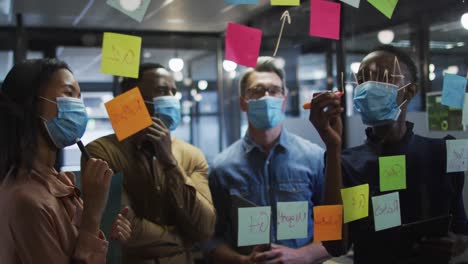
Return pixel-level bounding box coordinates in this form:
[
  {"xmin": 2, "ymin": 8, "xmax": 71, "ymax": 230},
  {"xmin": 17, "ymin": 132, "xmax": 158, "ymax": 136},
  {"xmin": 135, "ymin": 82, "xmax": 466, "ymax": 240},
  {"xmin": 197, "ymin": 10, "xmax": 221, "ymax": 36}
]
[{"xmin": 302, "ymin": 91, "xmax": 344, "ymax": 110}]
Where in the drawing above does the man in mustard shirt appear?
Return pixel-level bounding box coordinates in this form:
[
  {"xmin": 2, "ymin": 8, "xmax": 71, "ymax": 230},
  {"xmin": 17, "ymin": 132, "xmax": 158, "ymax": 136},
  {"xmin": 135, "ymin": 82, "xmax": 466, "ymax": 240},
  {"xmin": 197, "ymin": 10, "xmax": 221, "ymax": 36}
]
[{"xmin": 83, "ymin": 63, "xmax": 216, "ymax": 264}]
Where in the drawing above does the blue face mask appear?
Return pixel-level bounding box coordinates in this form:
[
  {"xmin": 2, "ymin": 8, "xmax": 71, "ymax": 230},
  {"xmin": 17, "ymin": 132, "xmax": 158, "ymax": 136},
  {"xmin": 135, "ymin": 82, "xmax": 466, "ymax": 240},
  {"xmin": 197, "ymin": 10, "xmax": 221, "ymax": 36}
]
[
  {"xmin": 40, "ymin": 97, "xmax": 88, "ymax": 149},
  {"xmin": 148, "ymin": 96, "xmax": 181, "ymax": 131},
  {"xmin": 353, "ymin": 81, "xmax": 406, "ymax": 126},
  {"xmin": 247, "ymin": 96, "xmax": 285, "ymax": 129}
]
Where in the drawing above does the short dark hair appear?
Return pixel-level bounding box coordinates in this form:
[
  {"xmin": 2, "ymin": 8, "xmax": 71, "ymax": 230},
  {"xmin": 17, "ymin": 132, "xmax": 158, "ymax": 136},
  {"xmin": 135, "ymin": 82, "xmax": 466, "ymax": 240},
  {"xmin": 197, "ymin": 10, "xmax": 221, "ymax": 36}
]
[
  {"xmin": 371, "ymin": 45, "xmax": 419, "ymax": 83},
  {"xmin": 0, "ymin": 58, "xmax": 71, "ymax": 179},
  {"xmin": 239, "ymin": 56, "xmax": 286, "ymax": 97},
  {"xmin": 120, "ymin": 63, "xmax": 166, "ymax": 93}
]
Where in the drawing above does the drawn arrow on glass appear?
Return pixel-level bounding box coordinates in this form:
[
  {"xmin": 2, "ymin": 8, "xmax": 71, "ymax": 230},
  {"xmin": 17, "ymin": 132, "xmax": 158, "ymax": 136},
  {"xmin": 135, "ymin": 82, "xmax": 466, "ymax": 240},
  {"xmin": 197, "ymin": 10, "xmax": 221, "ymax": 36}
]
[{"xmin": 273, "ymin": 10, "xmax": 291, "ymax": 57}]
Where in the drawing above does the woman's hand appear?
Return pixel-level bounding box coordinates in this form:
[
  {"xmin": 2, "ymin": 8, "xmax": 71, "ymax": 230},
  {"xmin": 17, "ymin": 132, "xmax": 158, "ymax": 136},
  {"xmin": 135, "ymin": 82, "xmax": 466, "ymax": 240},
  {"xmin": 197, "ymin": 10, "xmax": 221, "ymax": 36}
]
[{"xmin": 110, "ymin": 207, "xmax": 132, "ymax": 243}]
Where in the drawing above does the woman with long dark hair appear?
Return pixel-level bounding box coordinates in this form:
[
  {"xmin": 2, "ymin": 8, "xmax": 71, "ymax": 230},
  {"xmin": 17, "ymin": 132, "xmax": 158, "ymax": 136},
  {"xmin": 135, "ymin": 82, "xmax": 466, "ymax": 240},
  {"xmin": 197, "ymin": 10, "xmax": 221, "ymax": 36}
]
[{"xmin": 0, "ymin": 59, "xmax": 131, "ymax": 263}]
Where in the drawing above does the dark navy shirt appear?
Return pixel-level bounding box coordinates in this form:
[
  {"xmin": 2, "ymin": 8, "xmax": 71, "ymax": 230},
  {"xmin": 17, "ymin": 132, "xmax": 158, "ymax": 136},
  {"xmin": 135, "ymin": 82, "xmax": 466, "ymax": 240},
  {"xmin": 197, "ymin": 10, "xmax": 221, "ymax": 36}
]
[
  {"xmin": 340, "ymin": 122, "xmax": 468, "ymax": 264},
  {"xmin": 208, "ymin": 129, "xmax": 325, "ymax": 253}
]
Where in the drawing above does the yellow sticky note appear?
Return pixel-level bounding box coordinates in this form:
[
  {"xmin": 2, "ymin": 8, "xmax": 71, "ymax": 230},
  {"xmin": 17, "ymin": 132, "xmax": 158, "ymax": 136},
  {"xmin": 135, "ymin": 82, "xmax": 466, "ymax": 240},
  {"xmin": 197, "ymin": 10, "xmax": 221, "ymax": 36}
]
[
  {"xmin": 101, "ymin": 32, "xmax": 142, "ymax": 78},
  {"xmin": 341, "ymin": 184, "xmax": 369, "ymax": 223},
  {"xmin": 313, "ymin": 205, "xmax": 343, "ymax": 242},
  {"xmin": 271, "ymin": 0, "xmax": 300, "ymax": 6},
  {"xmin": 105, "ymin": 87, "xmax": 152, "ymax": 141}
]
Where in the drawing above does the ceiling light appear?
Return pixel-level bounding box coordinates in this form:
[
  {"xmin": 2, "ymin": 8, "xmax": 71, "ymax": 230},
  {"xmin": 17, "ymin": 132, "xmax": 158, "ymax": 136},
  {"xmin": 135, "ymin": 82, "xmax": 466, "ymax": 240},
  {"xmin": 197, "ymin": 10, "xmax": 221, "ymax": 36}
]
[
  {"xmin": 168, "ymin": 58, "xmax": 184, "ymax": 72},
  {"xmin": 461, "ymin": 13, "xmax": 468, "ymax": 30},
  {"xmin": 350, "ymin": 62, "xmax": 361, "ymax": 74},
  {"xmin": 173, "ymin": 71, "xmax": 183, "ymax": 82},
  {"xmin": 175, "ymin": 92, "xmax": 182, "ymax": 100},
  {"xmin": 198, "ymin": 80, "xmax": 208, "ymax": 90},
  {"xmin": 143, "ymin": 51, "xmax": 151, "ymax": 59},
  {"xmin": 223, "ymin": 60, "xmax": 237, "ymax": 72},
  {"xmin": 183, "ymin": 78, "xmax": 192, "ymax": 86},
  {"xmin": 119, "ymin": 0, "xmax": 142, "ymax": 11},
  {"xmin": 194, "ymin": 94, "xmax": 203, "ymax": 102},
  {"xmin": 190, "ymin": 89, "xmax": 197, "ymax": 97},
  {"xmin": 378, "ymin": 30, "xmax": 395, "ymax": 44},
  {"xmin": 429, "ymin": 72, "xmax": 436, "ymax": 81},
  {"xmin": 445, "ymin": 44, "xmax": 454, "ymax": 49},
  {"xmin": 429, "ymin": 64, "xmax": 435, "ymax": 73}
]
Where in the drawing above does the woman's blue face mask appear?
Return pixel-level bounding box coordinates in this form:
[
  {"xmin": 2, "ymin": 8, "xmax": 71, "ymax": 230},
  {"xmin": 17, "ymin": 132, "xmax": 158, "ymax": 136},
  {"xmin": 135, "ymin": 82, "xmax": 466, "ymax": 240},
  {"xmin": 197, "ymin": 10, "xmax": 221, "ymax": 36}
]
[
  {"xmin": 353, "ymin": 81, "xmax": 407, "ymax": 126},
  {"xmin": 40, "ymin": 96, "xmax": 88, "ymax": 149}
]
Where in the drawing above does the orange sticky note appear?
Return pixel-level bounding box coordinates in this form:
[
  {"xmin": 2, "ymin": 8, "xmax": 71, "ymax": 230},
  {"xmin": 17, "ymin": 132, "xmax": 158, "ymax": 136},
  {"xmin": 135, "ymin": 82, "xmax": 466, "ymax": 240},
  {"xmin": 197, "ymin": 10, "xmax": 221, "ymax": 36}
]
[
  {"xmin": 313, "ymin": 205, "xmax": 343, "ymax": 242},
  {"xmin": 105, "ymin": 87, "xmax": 152, "ymax": 141}
]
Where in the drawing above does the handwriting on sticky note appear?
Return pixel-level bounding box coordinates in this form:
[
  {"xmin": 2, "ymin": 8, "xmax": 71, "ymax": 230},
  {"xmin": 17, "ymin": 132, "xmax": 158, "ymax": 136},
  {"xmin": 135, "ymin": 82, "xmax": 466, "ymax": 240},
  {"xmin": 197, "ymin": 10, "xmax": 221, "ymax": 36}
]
[
  {"xmin": 367, "ymin": 0, "xmax": 398, "ymax": 19},
  {"xmin": 372, "ymin": 192, "xmax": 401, "ymax": 231},
  {"xmin": 313, "ymin": 205, "xmax": 343, "ymax": 242},
  {"xmin": 441, "ymin": 74, "xmax": 468, "ymax": 109},
  {"xmin": 271, "ymin": 0, "xmax": 300, "ymax": 6},
  {"xmin": 341, "ymin": 184, "xmax": 369, "ymax": 223},
  {"xmin": 446, "ymin": 139, "xmax": 468, "ymax": 173},
  {"xmin": 101, "ymin": 32, "xmax": 141, "ymax": 78},
  {"xmin": 238, "ymin": 206, "xmax": 271, "ymax": 246},
  {"xmin": 105, "ymin": 87, "xmax": 152, "ymax": 141},
  {"xmin": 309, "ymin": 0, "xmax": 341, "ymax": 40},
  {"xmin": 277, "ymin": 201, "xmax": 308, "ymax": 240},
  {"xmin": 379, "ymin": 155, "xmax": 406, "ymax": 192},
  {"xmin": 225, "ymin": 22, "xmax": 262, "ymax": 68}
]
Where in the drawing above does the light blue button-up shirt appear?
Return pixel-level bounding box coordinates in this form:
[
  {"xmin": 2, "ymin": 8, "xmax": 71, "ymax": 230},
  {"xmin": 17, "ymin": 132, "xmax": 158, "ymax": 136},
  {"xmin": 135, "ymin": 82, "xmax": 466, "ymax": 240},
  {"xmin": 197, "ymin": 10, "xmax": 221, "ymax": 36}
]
[{"xmin": 208, "ymin": 128, "xmax": 325, "ymax": 251}]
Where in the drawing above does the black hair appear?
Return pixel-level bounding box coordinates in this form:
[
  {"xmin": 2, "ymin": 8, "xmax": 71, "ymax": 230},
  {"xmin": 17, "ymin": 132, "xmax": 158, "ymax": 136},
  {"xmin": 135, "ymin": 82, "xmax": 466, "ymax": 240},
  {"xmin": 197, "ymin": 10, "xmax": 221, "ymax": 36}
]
[
  {"xmin": 239, "ymin": 56, "xmax": 287, "ymax": 97},
  {"xmin": 120, "ymin": 63, "xmax": 166, "ymax": 93},
  {"xmin": 371, "ymin": 45, "xmax": 419, "ymax": 83},
  {"xmin": 0, "ymin": 58, "xmax": 71, "ymax": 180}
]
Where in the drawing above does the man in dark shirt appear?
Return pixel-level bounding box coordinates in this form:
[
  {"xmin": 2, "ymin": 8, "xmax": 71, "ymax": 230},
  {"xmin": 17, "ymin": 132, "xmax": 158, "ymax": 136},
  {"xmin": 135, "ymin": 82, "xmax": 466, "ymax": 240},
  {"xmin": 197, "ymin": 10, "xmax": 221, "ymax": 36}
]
[{"xmin": 309, "ymin": 45, "xmax": 468, "ymax": 263}]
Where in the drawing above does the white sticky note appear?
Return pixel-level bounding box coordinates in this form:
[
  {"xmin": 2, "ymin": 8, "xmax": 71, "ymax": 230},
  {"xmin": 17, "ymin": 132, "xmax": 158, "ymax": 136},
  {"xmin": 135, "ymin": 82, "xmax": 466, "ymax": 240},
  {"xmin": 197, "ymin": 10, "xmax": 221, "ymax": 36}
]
[
  {"xmin": 277, "ymin": 201, "xmax": 308, "ymax": 240},
  {"xmin": 238, "ymin": 206, "xmax": 271, "ymax": 246},
  {"xmin": 446, "ymin": 139, "xmax": 468, "ymax": 173},
  {"xmin": 340, "ymin": 0, "xmax": 360, "ymax": 8},
  {"xmin": 463, "ymin": 94, "xmax": 468, "ymax": 126},
  {"xmin": 372, "ymin": 192, "xmax": 401, "ymax": 231}
]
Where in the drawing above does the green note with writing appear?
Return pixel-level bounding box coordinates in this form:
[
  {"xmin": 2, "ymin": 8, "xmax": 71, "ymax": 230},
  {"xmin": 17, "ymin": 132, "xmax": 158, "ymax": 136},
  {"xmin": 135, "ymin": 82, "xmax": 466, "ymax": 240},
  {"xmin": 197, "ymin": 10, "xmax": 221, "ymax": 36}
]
[{"xmin": 379, "ymin": 155, "xmax": 406, "ymax": 192}]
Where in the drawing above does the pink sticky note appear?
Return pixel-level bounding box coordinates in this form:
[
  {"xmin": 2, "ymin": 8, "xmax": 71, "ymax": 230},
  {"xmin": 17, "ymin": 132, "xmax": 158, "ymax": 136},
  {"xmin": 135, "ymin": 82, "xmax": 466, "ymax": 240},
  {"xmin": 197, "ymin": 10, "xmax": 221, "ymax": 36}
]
[
  {"xmin": 309, "ymin": 0, "xmax": 341, "ymax": 40},
  {"xmin": 225, "ymin": 22, "xmax": 262, "ymax": 68}
]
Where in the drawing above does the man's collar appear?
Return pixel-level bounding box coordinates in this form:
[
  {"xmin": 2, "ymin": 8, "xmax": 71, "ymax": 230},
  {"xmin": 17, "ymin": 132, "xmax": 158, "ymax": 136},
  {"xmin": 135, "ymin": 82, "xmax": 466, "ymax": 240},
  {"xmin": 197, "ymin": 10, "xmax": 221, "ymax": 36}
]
[
  {"xmin": 365, "ymin": 121, "xmax": 414, "ymax": 145},
  {"xmin": 243, "ymin": 127, "xmax": 289, "ymax": 154}
]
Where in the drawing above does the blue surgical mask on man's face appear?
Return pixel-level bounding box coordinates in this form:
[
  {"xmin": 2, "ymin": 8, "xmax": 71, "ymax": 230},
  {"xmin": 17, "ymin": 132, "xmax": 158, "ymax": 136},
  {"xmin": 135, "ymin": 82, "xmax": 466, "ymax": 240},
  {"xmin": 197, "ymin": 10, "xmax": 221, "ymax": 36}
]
[
  {"xmin": 247, "ymin": 96, "xmax": 285, "ymax": 130},
  {"xmin": 40, "ymin": 96, "xmax": 88, "ymax": 149},
  {"xmin": 146, "ymin": 96, "xmax": 181, "ymax": 131},
  {"xmin": 353, "ymin": 81, "xmax": 407, "ymax": 126}
]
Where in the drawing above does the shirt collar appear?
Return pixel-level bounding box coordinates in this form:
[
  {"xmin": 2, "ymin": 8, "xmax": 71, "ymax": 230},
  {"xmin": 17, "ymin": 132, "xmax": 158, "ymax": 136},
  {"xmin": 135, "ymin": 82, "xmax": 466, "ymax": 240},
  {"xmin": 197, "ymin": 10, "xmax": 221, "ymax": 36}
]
[
  {"xmin": 365, "ymin": 121, "xmax": 414, "ymax": 145},
  {"xmin": 27, "ymin": 160, "xmax": 78, "ymax": 198},
  {"xmin": 242, "ymin": 127, "xmax": 289, "ymax": 154}
]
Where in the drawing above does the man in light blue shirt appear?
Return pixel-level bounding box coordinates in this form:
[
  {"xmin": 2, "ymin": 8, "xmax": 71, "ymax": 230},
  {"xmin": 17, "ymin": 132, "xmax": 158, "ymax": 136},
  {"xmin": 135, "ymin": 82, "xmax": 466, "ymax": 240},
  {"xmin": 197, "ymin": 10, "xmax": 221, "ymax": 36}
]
[{"xmin": 208, "ymin": 57, "xmax": 330, "ymax": 264}]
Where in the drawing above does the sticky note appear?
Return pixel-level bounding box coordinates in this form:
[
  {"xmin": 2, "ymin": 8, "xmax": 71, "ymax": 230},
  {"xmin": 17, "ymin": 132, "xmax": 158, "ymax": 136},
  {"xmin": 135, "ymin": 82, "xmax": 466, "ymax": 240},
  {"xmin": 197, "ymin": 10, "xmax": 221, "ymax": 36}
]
[
  {"xmin": 277, "ymin": 201, "xmax": 308, "ymax": 240},
  {"xmin": 271, "ymin": 0, "xmax": 300, "ymax": 6},
  {"xmin": 225, "ymin": 22, "xmax": 262, "ymax": 68},
  {"xmin": 309, "ymin": 0, "xmax": 341, "ymax": 40},
  {"xmin": 101, "ymin": 32, "xmax": 142, "ymax": 78},
  {"xmin": 225, "ymin": 0, "xmax": 258, "ymax": 4},
  {"xmin": 463, "ymin": 94, "xmax": 468, "ymax": 126},
  {"xmin": 313, "ymin": 205, "xmax": 343, "ymax": 242},
  {"xmin": 341, "ymin": 184, "xmax": 369, "ymax": 223},
  {"xmin": 372, "ymin": 192, "xmax": 401, "ymax": 231},
  {"xmin": 340, "ymin": 0, "xmax": 360, "ymax": 8},
  {"xmin": 105, "ymin": 87, "xmax": 152, "ymax": 141},
  {"xmin": 367, "ymin": 0, "xmax": 398, "ymax": 19},
  {"xmin": 106, "ymin": 0, "xmax": 151, "ymax": 22},
  {"xmin": 441, "ymin": 74, "xmax": 467, "ymax": 109},
  {"xmin": 446, "ymin": 139, "xmax": 468, "ymax": 172},
  {"xmin": 238, "ymin": 206, "xmax": 271, "ymax": 246},
  {"xmin": 379, "ymin": 155, "xmax": 406, "ymax": 192}
]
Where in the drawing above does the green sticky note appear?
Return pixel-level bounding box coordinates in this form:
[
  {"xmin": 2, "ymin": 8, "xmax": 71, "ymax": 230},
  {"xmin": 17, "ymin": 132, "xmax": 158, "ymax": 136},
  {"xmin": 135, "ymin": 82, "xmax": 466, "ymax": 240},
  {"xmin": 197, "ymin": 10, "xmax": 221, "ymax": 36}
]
[
  {"xmin": 341, "ymin": 184, "xmax": 369, "ymax": 223},
  {"xmin": 101, "ymin": 32, "xmax": 142, "ymax": 78},
  {"xmin": 277, "ymin": 201, "xmax": 308, "ymax": 240},
  {"xmin": 271, "ymin": 0, "xmax": 300, "ymax": 6},
  {"xmin": 106, "ymin": 0, "xmax": 151, "ymax": 22},
  {"xmin": 379, "ymin": 155, "xmax": 406, "ymax": 192},
  {"xmin": 238, "ymin": 206, "xmax": 271, "ymax": 246},
  {"xmin": 367, "ymin": 0, "xmax": 398, "ymax": 19},
  {"xmin": 372, "ymin": 192, "xmax": 401, "ymax": 231}
]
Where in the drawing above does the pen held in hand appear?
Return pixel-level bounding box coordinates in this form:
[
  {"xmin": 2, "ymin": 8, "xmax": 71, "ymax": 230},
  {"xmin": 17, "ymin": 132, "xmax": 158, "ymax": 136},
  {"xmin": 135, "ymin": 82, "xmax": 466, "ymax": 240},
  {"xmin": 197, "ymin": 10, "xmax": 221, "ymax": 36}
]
[
  {"xmin": 302, "ymin": 91, "xmax": 344, "ymax": 110},
  {"xmin": 76, "ymin": 138, "xmax": 90, "ymax": 161}
]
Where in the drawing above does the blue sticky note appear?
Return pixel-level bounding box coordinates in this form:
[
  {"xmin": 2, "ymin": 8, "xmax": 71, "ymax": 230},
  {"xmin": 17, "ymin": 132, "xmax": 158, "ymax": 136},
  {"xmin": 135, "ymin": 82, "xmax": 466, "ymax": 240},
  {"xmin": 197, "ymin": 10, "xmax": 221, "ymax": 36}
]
[
  {"xmin": 106, "ymin": 0, "xmax": 151, "ymax": 22},
  {"xmin": 372, "ymin": 192, "xmax": 401, "ymax": 231},
  {"xmin": 100, "ymin": 172, "xmax": 124, "ymax": 263},
  {"xmin": 277, "ymin": 201, "xmax": 308, "ymax": 240},
  {"xmin": 441, "ymin": 74, "xmax": 467, "ymax": 109},
  {"xmin": 238, "ymin": 206, "xmax": 271, "ymax": 246},
  {"xmin": 225, "ymin": 0, "xmax": 259, "ymax": 4}
]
